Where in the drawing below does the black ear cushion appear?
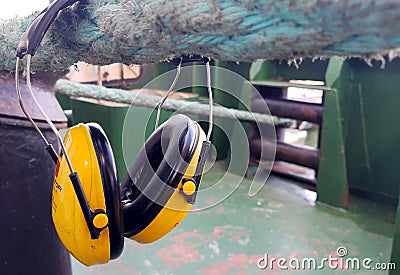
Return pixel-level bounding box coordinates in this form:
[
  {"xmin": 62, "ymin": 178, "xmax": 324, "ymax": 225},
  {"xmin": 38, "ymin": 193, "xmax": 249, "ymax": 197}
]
[
  {"xmin": 120, "ymin": 114, "xmax": 199, "ymax": 238},
  {"xmin": 87, "ymin": 123, "xmax": 124, "ymax": 260}
]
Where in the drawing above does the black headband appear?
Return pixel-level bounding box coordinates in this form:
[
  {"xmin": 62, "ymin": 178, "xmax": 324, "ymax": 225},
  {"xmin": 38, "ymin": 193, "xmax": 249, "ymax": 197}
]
[{"xmin": 16, "ymin": 0, "xmax": 79, "ymax": 58}]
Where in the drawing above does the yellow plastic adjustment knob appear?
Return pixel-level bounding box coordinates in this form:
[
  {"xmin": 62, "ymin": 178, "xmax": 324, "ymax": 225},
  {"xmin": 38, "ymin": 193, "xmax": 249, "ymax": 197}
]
[
  {"xmin": 182, "ymin": 180, "xmax": 197, "ymax": 196},
  {"xmin": 93, "ymin": 213, "xmax": 109, "ymax": 229}
]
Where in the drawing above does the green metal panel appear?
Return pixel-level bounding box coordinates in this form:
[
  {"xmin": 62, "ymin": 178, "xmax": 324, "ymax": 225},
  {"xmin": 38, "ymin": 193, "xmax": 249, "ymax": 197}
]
[
  {"xmin": 252, "ymin": 59, "xmax": 329, "ymax": 82},
  {"xmin": 226, "ymin": 80, "xmax": 253, "ymax": 177},
  {"xmin": 251, "ymin": 56, "xmax": 400, "ymax": 205},
  {"xmin": 212, "ymin": 61, "xmax": 251, "ymax": 161},
  {"xmin": 317, "ymin": 57, "xmax": 349, "ymax": 207},
  {"xmin": 55, "ymin": 94, "xmax": 72, "ymax": 110},
  {"xmin": 251, "ymin": 58, "xmax": 349, "ymax": 207},
  {"xmin": 332, "ymin": 58, "xmax": 400, "ymax": 203}
]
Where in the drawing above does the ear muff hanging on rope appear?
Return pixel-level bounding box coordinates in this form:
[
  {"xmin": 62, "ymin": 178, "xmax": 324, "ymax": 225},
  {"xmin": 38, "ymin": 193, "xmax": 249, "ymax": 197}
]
[
  {"xmin": 15, "ymin": 0, "xmax": 213, "ymax": 266},
  {"xmin": 121, "ymin": 57, "xmax": 213, "ymax": 243}
]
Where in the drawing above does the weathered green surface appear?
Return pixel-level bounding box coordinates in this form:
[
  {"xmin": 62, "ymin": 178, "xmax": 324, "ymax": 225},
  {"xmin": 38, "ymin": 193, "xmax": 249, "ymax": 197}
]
[
  {"xmin": 71, "ymin": 162, "xmax": 395, "ymax": 274},
  {"xmin": 252, "ymin": 59, "xmax": 329, "ymax": 82},
  {"xmin": 252, "ymin": 56, "xmax": 400, "ymax": 204},
  {"xmin": 212, "ymin": 61, "xmax": 251, "ymax": 160},
  {"xmin": 318, "ymin": 58, "xmax": 349, "ymax": 208},
  {"xmin": 251, "ymin": 58, "xmax": 349, "ymax": 207},
  {"xmin": 332, "ymin": 58, "xmax": 400, "ymax": 203}
]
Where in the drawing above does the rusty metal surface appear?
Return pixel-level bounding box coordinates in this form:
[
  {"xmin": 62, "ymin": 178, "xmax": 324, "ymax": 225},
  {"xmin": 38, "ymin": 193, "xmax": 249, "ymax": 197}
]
[
  {"xmin": 0, "ymin": 71, "xmax": 66, "ymax": 125},
  {"xmin": 252, "ymin": 97, "xmax": 323, "ymax": 125},
  {"xmin": 250, "ymin": 138, "xmax": 320, "ymax": 170}
]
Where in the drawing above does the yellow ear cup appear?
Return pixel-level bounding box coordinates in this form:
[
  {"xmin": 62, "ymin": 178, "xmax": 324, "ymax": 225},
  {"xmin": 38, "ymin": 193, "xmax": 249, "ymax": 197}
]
[
  {"xmin": 121, "ymin": 114, "xmax": 207, "ymax": 244},
  {"xmin": 51, "ymin": 124, "xmax": 111, "ymax": 266},
  {"xmin": 131, "ymin": 125, "xmax": 206, "ymax": 243},
  {"xmin": 86, "ymin": 123, "xmax": 124, "ymax": 260}
]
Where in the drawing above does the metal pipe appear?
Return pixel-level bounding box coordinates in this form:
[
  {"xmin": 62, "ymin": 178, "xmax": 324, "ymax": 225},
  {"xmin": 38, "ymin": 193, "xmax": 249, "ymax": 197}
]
[
  {"xmin": 250, "ymin": 138, "xmax": 320, "ymax": 170},
  {"xmin": 252, "ymin": 98, "xmax": 323, "ymax": 125}
]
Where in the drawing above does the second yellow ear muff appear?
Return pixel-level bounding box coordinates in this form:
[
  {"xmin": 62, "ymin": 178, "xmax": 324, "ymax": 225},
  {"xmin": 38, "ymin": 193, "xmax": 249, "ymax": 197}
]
[{"xmin": 121, "ymin": 114, "xmax": 207, "ymax": 243}]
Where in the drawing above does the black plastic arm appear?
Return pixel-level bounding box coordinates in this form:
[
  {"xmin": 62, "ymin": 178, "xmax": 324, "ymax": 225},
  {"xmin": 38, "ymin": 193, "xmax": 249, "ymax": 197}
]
[
  {"xmin": 16, "ymin": 0, "xmax": 79, "ymax": 58},
  {"xmin": 69, "ymin": 172, "xmax": 104, "ymax": 239}
]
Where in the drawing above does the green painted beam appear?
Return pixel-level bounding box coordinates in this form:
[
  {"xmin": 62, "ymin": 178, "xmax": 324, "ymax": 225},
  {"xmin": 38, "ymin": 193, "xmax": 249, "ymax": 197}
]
[
  {"xmin": 212, "ymin": 61, "xmax": 251, "ymax": 160},
  {"xmin": 317, "ymin": 57, "xmax": 349, "ymax": 208}
]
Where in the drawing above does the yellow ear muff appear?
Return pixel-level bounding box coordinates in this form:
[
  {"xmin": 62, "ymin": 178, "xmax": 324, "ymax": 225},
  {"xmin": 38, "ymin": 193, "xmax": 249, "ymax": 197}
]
[
  {"xmin": 120, "ymin": 114, "xmax": 207, "ymax": 243},
  {"xmin": 51, "ymin": 123, "xmax": 123, "ymax": 266}
]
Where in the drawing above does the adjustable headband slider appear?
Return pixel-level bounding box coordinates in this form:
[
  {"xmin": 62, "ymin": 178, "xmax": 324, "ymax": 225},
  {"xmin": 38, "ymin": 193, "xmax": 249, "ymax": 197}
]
[{"xmin": 172, "ymin": 54, "xmax": 210, "ymax": 66}]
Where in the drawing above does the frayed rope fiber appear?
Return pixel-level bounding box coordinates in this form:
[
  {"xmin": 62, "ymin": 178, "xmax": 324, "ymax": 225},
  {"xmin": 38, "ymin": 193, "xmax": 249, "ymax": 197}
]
[{"xmin": 1, "ymin": 0, "xmax": 400, "ymax": 71}]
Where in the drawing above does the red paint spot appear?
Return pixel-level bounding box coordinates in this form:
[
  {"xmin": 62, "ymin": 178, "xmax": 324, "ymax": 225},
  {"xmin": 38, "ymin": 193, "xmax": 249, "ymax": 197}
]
[
  {"xmin": 173, "ymin": 231, "xmax": 209, "ymax": 245},
  {"xmin": 212, "ymin": 225, "xmax": 250, "ymax": 244},
  {"xmin": 156, "ymin": 231, "xmax": 209, "ymax": 268},
  {"xmin": 156, "ymin": 244, "xmax": 202, "ymax": 268},
  {"xmin": 369, "ymin": 233, "xmax": 378, "ymax": 238},
  {"xmin": 212, "ymin": 226, "xmax": 225, "ymax": 238}
]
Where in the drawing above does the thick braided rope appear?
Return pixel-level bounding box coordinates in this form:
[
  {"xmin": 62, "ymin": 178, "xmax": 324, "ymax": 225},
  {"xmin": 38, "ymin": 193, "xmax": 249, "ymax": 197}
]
[{"xmin": 1, "ymin": 0, "xmax": 400, "ymax": 71}]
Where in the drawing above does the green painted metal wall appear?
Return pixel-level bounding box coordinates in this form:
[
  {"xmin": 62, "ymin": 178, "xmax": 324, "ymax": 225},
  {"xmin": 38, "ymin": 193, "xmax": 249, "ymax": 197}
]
[
  {"xmin": 331, "ymin": 58, "xmax": 400, "ymax": 203},
  {"xmin": 252, "ymin": 59, "xmax": 329, "ymax": 82},
  {"xmin": 211, "ymin": 61, "xmax": 252, "ymax": 161}
]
